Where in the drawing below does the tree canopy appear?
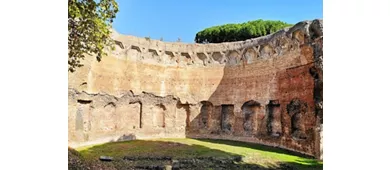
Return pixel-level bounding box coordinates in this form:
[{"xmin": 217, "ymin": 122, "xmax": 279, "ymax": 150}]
[
  {"xmin": 195, "ymin": 19, "xmax": 292, "ymax": 43},
  {"xmin": 68, "ymin": 0, "xmax": 119, "ymax": 72}
]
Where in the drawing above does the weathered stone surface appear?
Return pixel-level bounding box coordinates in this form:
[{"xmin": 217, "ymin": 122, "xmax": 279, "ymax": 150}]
[
  {"xmin": 68, "ymin": 19, "xmax": 323, "ymax": 159},
  {"xmin": 99, "ymin": 156, "xmax": 113, "ymax": 162}
]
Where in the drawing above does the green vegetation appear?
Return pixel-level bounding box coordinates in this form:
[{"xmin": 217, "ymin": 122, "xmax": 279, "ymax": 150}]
[
  {"xmin": 68, "ymin": 0, "xmax": 119, "ymax": 72},
  {"xmin": 195, "ymin": 19, "xmax": 292, "ymax": 43},
  {"xmin": 76, "ymin": 138, "xmax": 322, "ymax": 169}
]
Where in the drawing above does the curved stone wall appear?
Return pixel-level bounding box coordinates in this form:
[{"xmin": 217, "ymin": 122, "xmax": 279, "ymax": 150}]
[{"xmin": 68, "ymin": 19, "xmax": 323, "ymax": 159}]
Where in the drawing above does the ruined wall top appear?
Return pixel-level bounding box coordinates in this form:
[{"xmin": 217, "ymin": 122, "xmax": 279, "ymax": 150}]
[{"xmin": 110, "ymin": 19, "xmax": 323, "ymax": 67}]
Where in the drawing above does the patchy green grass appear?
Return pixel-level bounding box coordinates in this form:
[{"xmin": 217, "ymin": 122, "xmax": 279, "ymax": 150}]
[
  {"xmin": 160, "ymin": 138, "xmax": 322, "ymax": 168},
  {"xmin": 77, "ymin": 138, "xmax": 322, "ymax": 170}
]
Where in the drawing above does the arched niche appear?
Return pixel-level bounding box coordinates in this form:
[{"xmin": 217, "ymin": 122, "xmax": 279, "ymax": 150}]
[
  {"xmin": 76, "ymin": 100, "xmax": 92, "ymax": 141},
  {"xmin": 287, "ymin": 98, "xmax": 309, "ymax": 140},
  {"xmin": 153, "ymin": 103, "xmax": 166, "ymax": 128},
  {"xmin": 243, "ymin": 48, "xmax": 257, "ymax": 64},
  {"xmin": 211, "ymin": 52, "xmax": 224, "ymax": 64},
  {"xmin": 226, "ymin": 50, "xmax": 240, "ymax": 65},
  {"xmin": 101, "ymin": 102, "xmax": 117, "ymax": 132},
  {"xmin": 266, "ymin": 100, "xmax": 282, "ymax": 137},
  {"xmin": 129, "ymin": 101, "xmax": 142, "ymax": 129},
  {"xmin": 241, "ymin": 100, "xmax": 261, "ymax": 134},
  {"xmin": 221, "ymin": 104, "xmax": 234, "ymax": 133},
  {"xmin": 199, "ymin": 101, "xmax": 213, "ymax": 128},
  {"xmin": 259, "ymin": 44, "xmax": 275, "ymax": 59}
]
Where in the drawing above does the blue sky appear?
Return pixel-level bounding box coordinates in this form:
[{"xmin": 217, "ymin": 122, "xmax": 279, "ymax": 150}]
[{"xmin": 113, "ymin": 0, "xmax": 323, "ymax": 43}]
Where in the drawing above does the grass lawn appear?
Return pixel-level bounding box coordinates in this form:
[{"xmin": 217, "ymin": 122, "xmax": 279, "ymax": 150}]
[{"xmin": 76, "ymin": 138, "xmax": 323, "ymax": 170}]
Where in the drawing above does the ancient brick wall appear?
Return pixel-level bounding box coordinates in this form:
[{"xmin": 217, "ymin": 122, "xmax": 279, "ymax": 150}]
[{"xmin": 68, "ymin": 19, "xmax": 323, "ymax": 159}]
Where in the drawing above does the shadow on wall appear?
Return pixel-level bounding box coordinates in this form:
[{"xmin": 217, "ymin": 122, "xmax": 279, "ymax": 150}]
[
  {"xmin": 69, "ymin": 19, "xmax": 323, "ymax": 161},
  {"xmin": 185, "ymin": 20, "xmax": 323, "ymax": 159}
]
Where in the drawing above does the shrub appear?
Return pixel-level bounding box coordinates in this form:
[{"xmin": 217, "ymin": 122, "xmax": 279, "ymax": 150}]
[{"xmin": 195, "ymin": 19, "xmax": 292, "ymax": 43}]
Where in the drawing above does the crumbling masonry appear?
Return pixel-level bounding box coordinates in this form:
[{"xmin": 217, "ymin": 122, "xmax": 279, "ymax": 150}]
[{"xmin": 68, "ymin": 19, "xmax": 323, "ymax": 159}]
